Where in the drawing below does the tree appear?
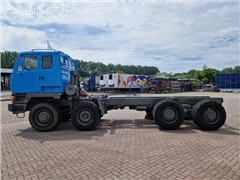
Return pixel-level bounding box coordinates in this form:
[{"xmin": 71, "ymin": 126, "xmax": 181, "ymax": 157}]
[
  {"xmin": 187, "ymin": 69, "xmax": 196, "ymax": 77},
  {"xmin": 202, "ymin": 65, "xmax": 216, "ymax": 82},
  {"xmin": 175, "ymin": 73, "xmax": 191, "ymax": 79},
  {"xmin": 193, "ymin": 65, "xmax": 216, "ymax": 83},
  {"xmin": 107, "ymin": 63, "xmax": 115, "ymax": 73},
  {"xmin": 221, "ymin": 67, "xmax": 233, "ymax": 74},
  {"xmin": 212, "ymin": 68, "xmax": 221, "ymax": 74},
  {"xmin": 155, "ymin": 72, "xmax": 161, "ymax": 76},
  {"xmin": 115, "ymin": 64, "xmax": 122, "ymax": 73},
  {"xmin": 116, "ymin": 70, "xmax": 124, "ymax": 74},
  {"xmin": 234, "ymin": 66, "xmax": 240, "ymax": 73},
  {"xmin": 78, "ymin": 69, "xmax": 90, "ymax": 77},
  {"xmin": 166, "ymin": 72, "xmax": 174, "ymax": 78},
  {"xmin": 194, "ymin": 70, "xmax": 204, "ymax": 81},
  {"xmin": 1, "ymin": 51, "xmax": 18, "ymax": 68}
]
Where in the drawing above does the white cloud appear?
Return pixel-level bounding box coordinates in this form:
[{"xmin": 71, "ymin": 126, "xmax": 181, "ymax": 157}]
[{"xmin": 1, "ymin": 1, "xmax": 239, "ymax": 73}]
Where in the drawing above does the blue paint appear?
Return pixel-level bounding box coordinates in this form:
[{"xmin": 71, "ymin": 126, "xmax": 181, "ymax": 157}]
[{"xmin": 10, "ymin": 50, "xmax": 78, "ymax": 93}]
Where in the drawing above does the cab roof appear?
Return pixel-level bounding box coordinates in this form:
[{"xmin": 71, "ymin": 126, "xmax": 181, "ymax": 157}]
[{"xmin": 19, "ymin": 49, "xmax": 67, "ymax": 56}]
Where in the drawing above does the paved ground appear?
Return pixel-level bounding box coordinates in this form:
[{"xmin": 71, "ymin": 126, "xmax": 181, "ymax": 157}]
[
  {"xmin": 1, "ymin": 92, "xmax": 240, "ymax": 180},
  {"xmin": 0, "ymin": 90, "xmax": 11, "ymax": 101}
]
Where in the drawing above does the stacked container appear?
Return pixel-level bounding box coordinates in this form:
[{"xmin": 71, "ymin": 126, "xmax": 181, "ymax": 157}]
[{"xmin": 215, "ymin": 73, "xmax": 240, "ymax": 88}]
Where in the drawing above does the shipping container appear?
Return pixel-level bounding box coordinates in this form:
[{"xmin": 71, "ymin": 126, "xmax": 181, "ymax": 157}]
[{"xmin": 215, "ymin": 73, "xmax": 240, "ymax": 89}]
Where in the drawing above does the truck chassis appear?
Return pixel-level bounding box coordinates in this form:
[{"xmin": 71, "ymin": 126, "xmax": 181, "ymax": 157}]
[
  {"xmin": 7, "ymin": 49, "xmax": 226, "ymax": 132},
  {"xmin": 10, "ymin": 94, "xmax": 226, "ymax": 132}
]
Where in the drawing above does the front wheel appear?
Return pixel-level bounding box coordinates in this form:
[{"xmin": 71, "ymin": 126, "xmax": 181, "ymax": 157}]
[
  {"xmin": 153, "ymin": 100, "xmax": 184, "ymax": 130},
  {"xmin": 71, "ymin": 101, "xmax": 100, "ymax": 131},
  {"xmin": 29, "ymin": 103, "xmax": 61, "ymax": 132}
]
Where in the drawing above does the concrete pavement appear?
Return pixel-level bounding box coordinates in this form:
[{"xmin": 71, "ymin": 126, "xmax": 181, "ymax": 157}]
[{"xmin": 0, "ymin": 90, "xmax": 11, "ymax": 101}]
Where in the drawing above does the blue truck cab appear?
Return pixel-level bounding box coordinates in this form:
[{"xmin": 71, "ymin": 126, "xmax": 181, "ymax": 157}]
[
  {"xmin": 10, "ymin": 49, "xmax": 78, "ymax": 93},
  {"xmin": 8, "ymin": 49, "xmax": 82, "ymax": 131}
]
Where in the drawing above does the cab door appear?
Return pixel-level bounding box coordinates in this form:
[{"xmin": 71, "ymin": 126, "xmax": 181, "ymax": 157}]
[
  {"xmin": 39, "ymin": 55, "xmax": 62, "ymax": 92},
  {"xmin": 12, "ymin": 54, "xmax": 40, "ymax": 93}
]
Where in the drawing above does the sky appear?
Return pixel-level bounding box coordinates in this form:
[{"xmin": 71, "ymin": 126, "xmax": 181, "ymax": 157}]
[{"xmin": 1, "ymin": 0, "xmax": 239, "ymax": 74}]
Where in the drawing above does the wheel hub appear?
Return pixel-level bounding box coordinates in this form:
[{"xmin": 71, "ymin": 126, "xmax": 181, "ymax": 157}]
[
  {"xmin": 79, "ymin": 111, "xmax": 92, "ymax": 123},
  {"xmin": 163, "ymin": 108, "xmax": 176, "ymax": 122},
  {"xmin": 37, "ymin": 112, "xmax": 50, "ymax": 124},
  {"xmin": 204, "ymin": 109, "xmax": 217, "ymax": 122}
]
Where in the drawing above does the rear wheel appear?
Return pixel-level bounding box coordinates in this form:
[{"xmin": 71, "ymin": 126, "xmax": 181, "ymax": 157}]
[
  {"xmin": 99, "ymin": 110, "xmax": 104, "ymax": 119},
  {"xmin": 71, "ymin": 101, "xmax": 100, "ymax": 131},
  {"xmin": 192, "ymin": 100, "xmax": 226, "ymax": 130},
  {"xmin": 29, "ymin": 103, "xmax": 61, "ymax": 132},
  {"xmin": 153, "ymin": 100, "xmax": 184, "ymax": 130}
]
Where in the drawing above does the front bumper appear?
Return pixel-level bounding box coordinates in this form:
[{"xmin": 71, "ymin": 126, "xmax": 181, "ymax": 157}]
[{"xmin": 8, "ymin": 104, "xmax": 27, "ymax": 114}]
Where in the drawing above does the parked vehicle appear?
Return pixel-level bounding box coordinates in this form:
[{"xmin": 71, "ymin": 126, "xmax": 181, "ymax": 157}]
[
  {"xmin": 100, "ymin": 74, "xmax": 109, "ymax": 89},
  {"xmin": 202, "ymin": 84, "xmax": 220, "ymax": 92},
  {"xmin": 102, "ymin": 74, "xmax": 153, "ymax": 92},
  {"xmin": 84, "ymin": 75, "xmax": 100, "ymax": 92},
  {"xmin": 8, "ymin": 49, "xmax": 227, "ymax": 132},
  {"xmin": 148, "ymin": 77, "xmax": 172, "ymax": 93}
]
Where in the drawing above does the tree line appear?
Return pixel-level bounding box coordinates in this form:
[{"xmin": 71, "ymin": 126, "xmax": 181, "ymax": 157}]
[
  {"xmin": 1, "ymin": 51, "xmax": 240, "ymax": 83},
  {"xmin": 0, "ymin": 51, "xmax": 160, "ymax": 76},
  {"xmin": 1, "ymin": 51, "xmax": 18, "ymax": 68},
  {"xmin": 172, "ymin": 65, "xmax": 240, "ymax": 83},
  {"xmin": 76, "ymin": 60, "xmax": 160, "ymax": 77}
]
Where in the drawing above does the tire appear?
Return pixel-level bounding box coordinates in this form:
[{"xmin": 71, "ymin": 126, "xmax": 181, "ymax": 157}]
[
  {"xmin": 146, "ymin": 108, "xmax": 153, "ymax": 120},
  {"xmin": 29, "ymin": 103, "xmax": 61, "ymax": 132},
  {"xmin": 192, "ymin": 100, "xmax": 226, "ymax": 130},
  {"xmin": 71, "ymin": 101, "xmax": 100, "ymax": 131},
  {"xmin": 99, "ymin": 110, "xmax": 103, "ymax": 119},
  {"xmin": 153, "ymin": 100, "xmax": 184, "ymax": 130},
  {"xmin": 191, "ymin": 102, "xmax": 200, "ymax": 126}
]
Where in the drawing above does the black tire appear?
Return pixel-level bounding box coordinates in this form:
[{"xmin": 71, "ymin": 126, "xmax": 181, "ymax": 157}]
[
  {"xmin": 29, "ymin": 103, "xmax": 61, "ymax": 132},
  {"xmin": 99, "ymin": 110, "xmax": 103, "ymax": 119},
  {"xmin": 191, "ymin": 102, "xmax": 200, "ymax": 126},
  {"xmin": 153, "ymin": 100, "xmax": 184, "ymax": 130},
  {"xmin": 146, "ymin": 108, "xmax": 153, "ymax": 120},
  {"xmin": 71, "ymin": 101, "xmax": 100, "ymax": 131},
  {"xmin": 192, "ymin": 100, "xmax": 226, "ymax": 130}
]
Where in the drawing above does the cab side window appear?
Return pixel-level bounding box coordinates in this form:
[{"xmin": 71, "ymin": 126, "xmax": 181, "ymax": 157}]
[
  {"xmin": 42, "ymin": 56, "xmax": 53, "ymax": 69},
  {"xmin": 69, "ymin": 60, "xmax": 73, "ymax": 70},
  {"xmin": 61, "ymin": 56, "xmax": 68, "ymax": 68},
  {"xmin": 24, "ymin": 56, "xmax": 38, "ymax": 70}
]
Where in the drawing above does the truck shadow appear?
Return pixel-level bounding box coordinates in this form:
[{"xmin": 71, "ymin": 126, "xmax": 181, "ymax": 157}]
[
  {"xmin": 178, "ymin": 121, "xmax": 240, "ymax": 136},
  {"xmin": 15, "ymin": 119, "xmax": 158, "ymax": 143},
  {"xmin": 15, "ymin": 119, "xmax": 239, "ymax": 144}
]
